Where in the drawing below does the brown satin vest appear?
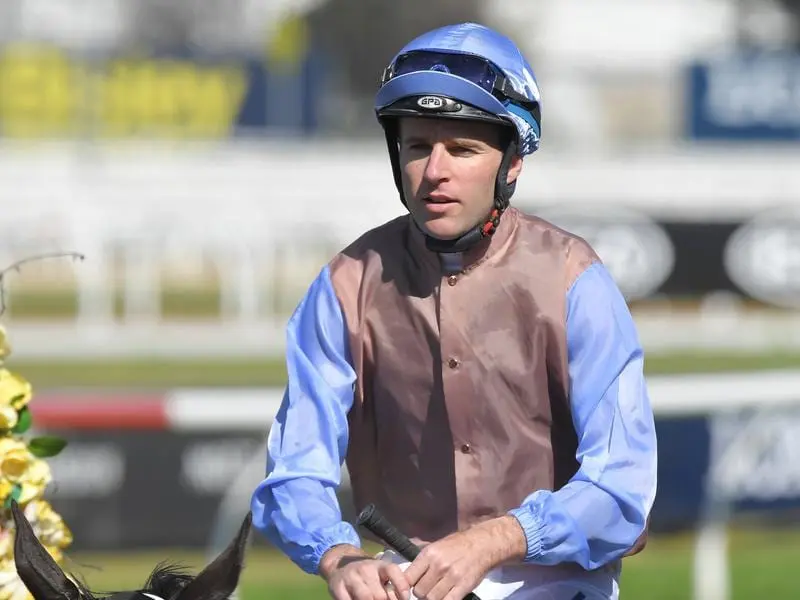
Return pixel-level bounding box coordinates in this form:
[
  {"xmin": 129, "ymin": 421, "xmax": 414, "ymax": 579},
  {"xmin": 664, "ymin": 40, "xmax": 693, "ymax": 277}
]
[{"xmin": 329, "ymin": 207, "xmax": 646, "ymax": 559}]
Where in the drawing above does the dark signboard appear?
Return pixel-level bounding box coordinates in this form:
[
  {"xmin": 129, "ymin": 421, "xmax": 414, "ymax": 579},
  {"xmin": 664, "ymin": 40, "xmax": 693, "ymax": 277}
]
[
  {"xmin": 42, "ymin": 430, "xmax": 267, "ymax": 550},
  {"xmin": 685, "ymin": 51, "xmax": 800, "ymax": 142},
  {"xmin": 525, "ymin": 202, "xmax": 800, "ymax": 310}
]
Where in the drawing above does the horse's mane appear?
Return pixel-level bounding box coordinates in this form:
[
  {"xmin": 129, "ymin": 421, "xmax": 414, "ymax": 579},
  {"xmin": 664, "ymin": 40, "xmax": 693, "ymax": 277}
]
[
  {"xmin": 75, "ymin": 562, "xmax": 196, "ymax": 600},
  {"xmin": 142, "ymin": 562, "xmax": 195, "ymax": 600}
]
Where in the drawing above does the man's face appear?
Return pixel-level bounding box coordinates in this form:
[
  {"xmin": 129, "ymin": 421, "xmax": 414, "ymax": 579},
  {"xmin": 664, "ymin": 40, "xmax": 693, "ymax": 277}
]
[{"xmin": 398, "ymin": 116, "xmax": 522, "ymax": 241}]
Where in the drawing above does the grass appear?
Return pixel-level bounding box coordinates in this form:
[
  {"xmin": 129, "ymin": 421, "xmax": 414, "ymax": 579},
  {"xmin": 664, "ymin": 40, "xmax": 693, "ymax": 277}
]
[
  {"xmin": 7, "ymin": 289, "xmax": 222, "ymax": 321},
  {"xmin": 5, "ymin": 287, "xmax": 303, "ymax": 321},
  {"xmin": 3, "ymin": 287, "xmax": 788, "ymax": 322},
  {"xmin": 3, "ymin": 349, "xmax": 799, "ymax": 388},
  {"xmin": 63, "ymin": 525, "xmax": 800, "ymax": 600},
  {"xmin": 8, "ymin": 357, "xmax": 288, "ymax": 388}
]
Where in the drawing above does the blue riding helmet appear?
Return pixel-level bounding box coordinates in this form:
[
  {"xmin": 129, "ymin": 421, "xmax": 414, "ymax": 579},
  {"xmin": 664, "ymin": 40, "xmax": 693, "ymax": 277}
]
[{"xmin": 374, "ymin": 22, "xmax": 542, "ymax": 253}]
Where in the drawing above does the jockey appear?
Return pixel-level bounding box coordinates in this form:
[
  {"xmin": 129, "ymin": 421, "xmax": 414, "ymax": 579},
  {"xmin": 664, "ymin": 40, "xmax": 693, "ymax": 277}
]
[{"xmin": 251, "ymin": 22, "xmax": 658, "ymax": 600}]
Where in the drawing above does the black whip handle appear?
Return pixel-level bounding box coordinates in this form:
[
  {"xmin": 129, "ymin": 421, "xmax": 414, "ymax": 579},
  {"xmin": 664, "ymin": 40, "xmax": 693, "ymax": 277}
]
[{"xmin": 355, "ymin": 503, "xmax": 482, "ymax": 600}]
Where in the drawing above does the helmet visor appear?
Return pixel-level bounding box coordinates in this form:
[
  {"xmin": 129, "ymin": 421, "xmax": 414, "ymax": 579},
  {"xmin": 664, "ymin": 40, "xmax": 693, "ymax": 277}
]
[{"xmin": 382, "ymin": 51, "xmax": 534, "ymax": 109}]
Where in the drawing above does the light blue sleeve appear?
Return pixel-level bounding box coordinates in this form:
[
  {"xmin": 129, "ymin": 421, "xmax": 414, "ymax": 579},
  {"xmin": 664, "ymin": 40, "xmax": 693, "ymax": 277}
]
[
  {"xmin": 507, "ymin": 261, "xmax": 658, "ymax": 570},
  {"xmin": 250, "ymin": 264, "xmax": 361, "ymax": 575}
]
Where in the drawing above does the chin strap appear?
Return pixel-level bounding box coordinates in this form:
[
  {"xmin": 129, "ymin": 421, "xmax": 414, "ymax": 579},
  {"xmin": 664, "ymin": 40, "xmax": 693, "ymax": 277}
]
[{"xmin": 382, "ymin": 121, "xmax": 518, "ymax": 255}]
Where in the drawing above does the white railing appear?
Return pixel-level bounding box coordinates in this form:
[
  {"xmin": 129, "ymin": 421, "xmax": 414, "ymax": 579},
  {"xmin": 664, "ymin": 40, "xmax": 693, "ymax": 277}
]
[{"xmin": 0, "ymin": 141, "xmax": 799, "ymax": 357}]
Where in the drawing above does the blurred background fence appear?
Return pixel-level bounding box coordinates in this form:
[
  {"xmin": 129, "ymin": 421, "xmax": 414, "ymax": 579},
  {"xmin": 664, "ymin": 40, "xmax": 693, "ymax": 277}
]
[{"xmin": 1, "ymin": 1, "xmax": 800, "ymax": 599}]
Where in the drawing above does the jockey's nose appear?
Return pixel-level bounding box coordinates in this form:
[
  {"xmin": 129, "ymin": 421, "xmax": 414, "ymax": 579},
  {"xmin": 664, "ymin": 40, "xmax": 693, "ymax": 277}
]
[{"xmin": 422, "ymin": 142, "xmax": 451, "ymax": 185}]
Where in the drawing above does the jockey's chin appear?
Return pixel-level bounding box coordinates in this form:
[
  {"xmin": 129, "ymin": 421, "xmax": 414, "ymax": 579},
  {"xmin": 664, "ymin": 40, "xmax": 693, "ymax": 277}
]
[{"xmin": 413, "ymin": 209, "xmax": 485, "ymax": 241}]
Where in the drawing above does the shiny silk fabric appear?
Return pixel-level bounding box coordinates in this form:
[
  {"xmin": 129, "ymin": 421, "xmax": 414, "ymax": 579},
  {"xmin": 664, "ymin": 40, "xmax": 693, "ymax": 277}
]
[{"xmin": 329, "ymin": 207, "xmax": 600, "ymax": 552}]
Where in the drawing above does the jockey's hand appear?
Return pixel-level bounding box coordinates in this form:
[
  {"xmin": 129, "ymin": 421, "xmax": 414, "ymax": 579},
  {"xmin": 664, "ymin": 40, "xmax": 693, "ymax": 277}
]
[
  {"xmin": 403, "ymin": 516, "xmax": 527, "ymax": 600},
  {"xmin": 321, "ymin": 545, "xmax": 411, "ymax": 600}
]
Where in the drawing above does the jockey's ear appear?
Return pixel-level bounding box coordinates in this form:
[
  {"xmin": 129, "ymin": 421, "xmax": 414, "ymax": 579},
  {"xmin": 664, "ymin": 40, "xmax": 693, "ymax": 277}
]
[
  {"xmin": 11, "ymin": 500, "xmax": 82, "ymax": 600},
  {"xmin": 175, "ymin": 512, "xmax": 252, "ymax": 600}
]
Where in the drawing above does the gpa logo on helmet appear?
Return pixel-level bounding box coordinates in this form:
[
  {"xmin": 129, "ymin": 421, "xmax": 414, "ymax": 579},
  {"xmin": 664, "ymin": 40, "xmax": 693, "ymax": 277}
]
[{"xmin": 417, "ymin": 96, "xmax": 448, "ymax": 110}]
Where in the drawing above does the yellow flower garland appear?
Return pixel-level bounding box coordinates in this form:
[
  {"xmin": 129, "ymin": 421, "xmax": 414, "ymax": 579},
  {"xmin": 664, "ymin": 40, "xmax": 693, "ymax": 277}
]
[{"xmin": 0, "ymin": 325, "xmax": 71, "ymax": 600}]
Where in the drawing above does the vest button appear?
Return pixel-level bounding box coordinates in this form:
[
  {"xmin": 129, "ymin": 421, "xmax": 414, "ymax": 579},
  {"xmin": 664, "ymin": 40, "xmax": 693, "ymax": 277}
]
[
  {"xmin": 460, "ymin": 443, "xmax": 471, "ymax": 453},
  {"xmin": 447, "ymin": 275, "xmax": 458, "ymax": 286},
  {"xmin": 447, "ymin": 357, "xmax": 460, "ymax": 369}
]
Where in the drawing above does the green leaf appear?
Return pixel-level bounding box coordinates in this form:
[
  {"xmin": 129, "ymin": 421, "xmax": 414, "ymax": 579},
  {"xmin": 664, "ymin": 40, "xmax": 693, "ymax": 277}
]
[
  {"xmin": 11, "ymin": 407, "xmax": 32, "ymax": 433},
  {"xmin": 3, "ymin": 483, "xmax": 22, "ymax": 508},
  {"xmin": 28, "ymin": 436, "xmax": 68, "ymax": 458}
]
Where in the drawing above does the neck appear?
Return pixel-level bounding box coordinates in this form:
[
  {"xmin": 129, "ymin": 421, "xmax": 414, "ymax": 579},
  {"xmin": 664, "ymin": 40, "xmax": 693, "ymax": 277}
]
[
  {"xmin": 422, "ymin": 223, "xmax": 485, "ymax": 255},
  {"xmin": 417, "ymin": 204, "xmax": 500, "ymax": 255},
  {"xmin": 439, "ymin": 251, "xmax": 465, "ymax": 274},
  {"xmin": 410, "ymin": 208, "xmax": 517, "ymax": 273}
]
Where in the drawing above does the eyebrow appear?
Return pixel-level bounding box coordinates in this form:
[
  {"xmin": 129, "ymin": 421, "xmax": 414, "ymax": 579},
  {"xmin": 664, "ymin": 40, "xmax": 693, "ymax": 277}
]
[
  {"xmin": 400, "ymin": 134, "xmax": 430, "ymax": 145},
  {"xmin": 450, "ymin": 138, "xmax": 486, "ymax": 148},
  {"xmin": 401, "ymin": 135, "xmax": 486, "ymax": 148}
]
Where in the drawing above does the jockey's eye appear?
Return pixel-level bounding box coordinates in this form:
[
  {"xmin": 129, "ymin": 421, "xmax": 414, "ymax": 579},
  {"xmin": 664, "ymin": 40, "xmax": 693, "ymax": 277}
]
[
  {"xmin": 402, "ymin": 141, "xmax": 431, "ymax": 154},
  {"xmin": 448, "ymin": 145, "xmax": 475, "ymax": 156}
]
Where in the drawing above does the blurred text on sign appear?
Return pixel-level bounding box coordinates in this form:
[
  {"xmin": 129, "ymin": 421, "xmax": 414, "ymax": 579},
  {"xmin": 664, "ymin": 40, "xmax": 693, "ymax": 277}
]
[
  {"xmin": 0, "ymin": 43, "xmax": 323, "ymax": 138},
  {"xmin": 687, "ymin": 50, "xmax": 800, "ymax": 141}
]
